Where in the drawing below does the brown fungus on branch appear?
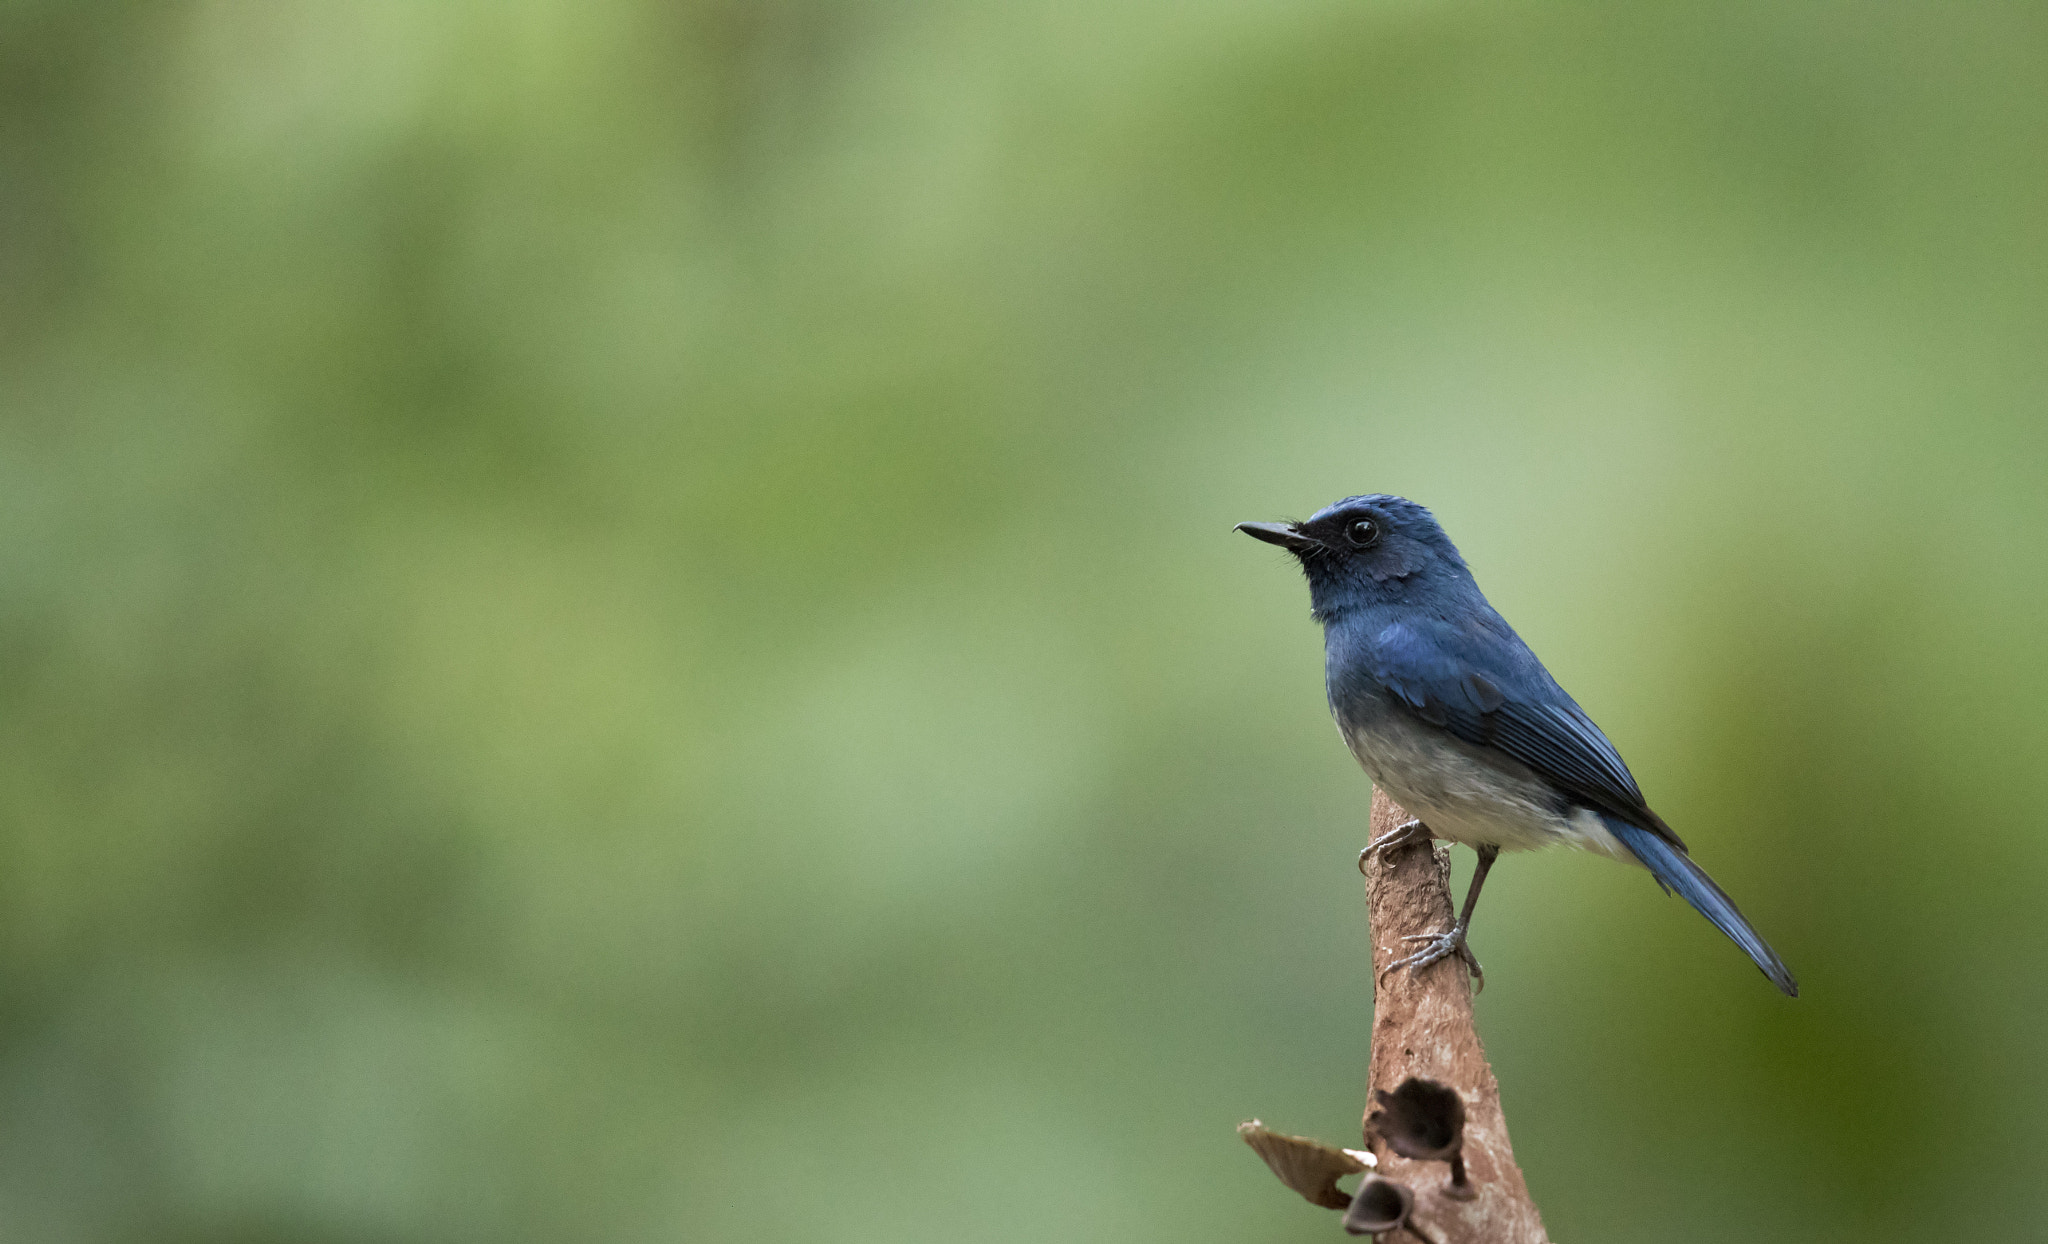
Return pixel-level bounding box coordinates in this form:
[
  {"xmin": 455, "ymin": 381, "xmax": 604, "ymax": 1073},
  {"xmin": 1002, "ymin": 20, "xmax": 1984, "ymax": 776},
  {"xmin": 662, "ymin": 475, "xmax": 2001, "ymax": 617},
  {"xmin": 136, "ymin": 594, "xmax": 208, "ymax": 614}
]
[
  {"xmin": 1237, "ymin": 1119, "xmax": 1373, "ymax": 1210},
  {"xmin": 1367, "ymin": 1077, "xmax": 1475, "ymax": 1201},
  {"xmin": 1343, "ymin": 1175, "xmax": 1436, "ymax": 1242}
]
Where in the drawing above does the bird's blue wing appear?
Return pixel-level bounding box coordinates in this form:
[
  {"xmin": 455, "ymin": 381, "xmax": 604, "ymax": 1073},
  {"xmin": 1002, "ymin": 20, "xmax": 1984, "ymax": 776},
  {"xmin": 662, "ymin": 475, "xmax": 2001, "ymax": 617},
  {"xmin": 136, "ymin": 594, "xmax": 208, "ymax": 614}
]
[{"xmin": 1361, "ymin": 615, "xmax": 1684, "ymax": 848}]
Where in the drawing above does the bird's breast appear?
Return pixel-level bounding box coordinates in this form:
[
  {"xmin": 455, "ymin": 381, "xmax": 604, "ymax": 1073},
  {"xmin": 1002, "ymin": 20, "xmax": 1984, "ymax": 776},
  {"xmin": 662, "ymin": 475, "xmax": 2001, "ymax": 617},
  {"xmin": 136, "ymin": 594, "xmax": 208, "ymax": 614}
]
[{"xmin": 1334, "ymin": 699, "xmax": 1625, "ymax": 858}]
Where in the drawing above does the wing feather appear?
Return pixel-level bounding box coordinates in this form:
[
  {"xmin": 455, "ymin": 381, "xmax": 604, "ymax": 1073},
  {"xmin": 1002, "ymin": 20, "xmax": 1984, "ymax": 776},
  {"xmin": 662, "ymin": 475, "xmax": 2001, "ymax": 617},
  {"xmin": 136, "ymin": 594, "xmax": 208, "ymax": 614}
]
[{"xmin": 1364, "ymin": 618, "xmax": 1685, "ymax": 849}]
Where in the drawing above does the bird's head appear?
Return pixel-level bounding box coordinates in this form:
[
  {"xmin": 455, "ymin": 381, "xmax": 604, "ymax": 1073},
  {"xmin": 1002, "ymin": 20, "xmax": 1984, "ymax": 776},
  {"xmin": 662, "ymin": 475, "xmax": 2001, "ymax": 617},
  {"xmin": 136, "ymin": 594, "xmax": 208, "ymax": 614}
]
[{"xmin": 1236, "ymin": 494, "xmax": 1472, "ymax": 620}]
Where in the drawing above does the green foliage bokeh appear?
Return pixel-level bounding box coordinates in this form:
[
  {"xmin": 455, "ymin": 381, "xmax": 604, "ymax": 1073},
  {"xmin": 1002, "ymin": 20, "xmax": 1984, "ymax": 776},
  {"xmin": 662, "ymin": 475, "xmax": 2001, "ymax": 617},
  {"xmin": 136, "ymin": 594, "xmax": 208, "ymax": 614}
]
[{"xmin": 3, "ymin": 2, "xmax": 2046, "ymax": 1240}]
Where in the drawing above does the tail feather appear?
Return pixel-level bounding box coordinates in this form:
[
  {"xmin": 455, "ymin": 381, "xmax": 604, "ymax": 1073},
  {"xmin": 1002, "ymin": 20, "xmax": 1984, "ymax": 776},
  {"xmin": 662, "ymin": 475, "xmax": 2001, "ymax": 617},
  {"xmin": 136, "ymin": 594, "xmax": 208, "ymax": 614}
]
[{"xmin": 1601, "ymin": 815, "xmax": 1798, "ymax": 997}]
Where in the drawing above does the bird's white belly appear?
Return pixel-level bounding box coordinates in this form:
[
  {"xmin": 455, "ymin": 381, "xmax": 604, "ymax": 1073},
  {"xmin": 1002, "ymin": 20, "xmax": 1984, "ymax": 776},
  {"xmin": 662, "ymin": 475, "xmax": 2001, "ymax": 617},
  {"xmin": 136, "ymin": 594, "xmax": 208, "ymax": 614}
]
[{"xmin": 1339, "ymin": 712, "xmax": 1632, "ymax": 861}]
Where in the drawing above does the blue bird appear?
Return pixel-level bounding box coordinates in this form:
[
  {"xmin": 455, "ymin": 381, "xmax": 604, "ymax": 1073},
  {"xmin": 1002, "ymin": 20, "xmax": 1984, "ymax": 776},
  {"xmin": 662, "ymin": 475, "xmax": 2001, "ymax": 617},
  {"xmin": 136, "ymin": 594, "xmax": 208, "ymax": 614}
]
[{"xmin": 1238, "ymin": 495, "xmax": 1797, "ymax": 996}]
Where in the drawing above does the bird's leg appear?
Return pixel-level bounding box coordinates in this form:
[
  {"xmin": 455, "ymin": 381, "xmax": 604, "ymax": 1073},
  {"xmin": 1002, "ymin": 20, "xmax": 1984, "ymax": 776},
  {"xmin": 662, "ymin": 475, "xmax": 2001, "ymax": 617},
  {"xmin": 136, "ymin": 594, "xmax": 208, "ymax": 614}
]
[
  {"xmin": 1383, "ymin": 845, "xmax": 1499, "ymax": 990},
  {"xmin": 1359, "ymin": 818, "xmax": 1432, "ymax": 872}
]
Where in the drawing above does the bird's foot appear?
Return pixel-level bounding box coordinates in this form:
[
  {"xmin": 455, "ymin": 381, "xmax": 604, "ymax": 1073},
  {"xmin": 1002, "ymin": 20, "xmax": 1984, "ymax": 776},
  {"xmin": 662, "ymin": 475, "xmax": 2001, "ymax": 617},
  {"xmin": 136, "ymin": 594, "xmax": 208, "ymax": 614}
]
[
  {"xmin": 1359, "ymin": 819, "xmax": 1431, "ymax": 873},
  {"xmin": 1382, "ymin": 923, "xmax": 1484, "ymax": 992}
]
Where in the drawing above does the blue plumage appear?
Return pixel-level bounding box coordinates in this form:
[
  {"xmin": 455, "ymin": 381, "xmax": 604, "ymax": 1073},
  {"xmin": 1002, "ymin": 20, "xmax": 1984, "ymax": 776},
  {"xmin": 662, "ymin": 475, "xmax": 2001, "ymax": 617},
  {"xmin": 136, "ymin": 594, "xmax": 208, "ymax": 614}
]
[
  {"xmin": 1600, "ymin": 815, "xmax": 1797, "ymax": 995},
  {"xmin": 1239, "ymin": 495, "xmax": 1797, "ymax": 996}
]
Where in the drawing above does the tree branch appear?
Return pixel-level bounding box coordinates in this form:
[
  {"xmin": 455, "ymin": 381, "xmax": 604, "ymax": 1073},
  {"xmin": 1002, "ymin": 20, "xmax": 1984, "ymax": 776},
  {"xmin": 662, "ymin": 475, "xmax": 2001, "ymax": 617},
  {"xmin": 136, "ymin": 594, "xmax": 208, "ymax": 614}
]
[
  {"xmin": 1240, "ymin": 789, "xmax": 1551, "ymax": 1239},
  {"xmin": 1362, "ymin": 786, "xmax": 1549, "ymax": 1243}
]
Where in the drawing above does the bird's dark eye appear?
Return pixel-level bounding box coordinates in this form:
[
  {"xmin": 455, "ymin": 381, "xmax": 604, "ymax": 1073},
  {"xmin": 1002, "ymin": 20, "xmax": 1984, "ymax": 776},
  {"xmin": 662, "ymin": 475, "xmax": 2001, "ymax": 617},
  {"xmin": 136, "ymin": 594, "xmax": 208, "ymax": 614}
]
[{"xmin": 1346, "ymin": 518, "xmax": 1381, "ymax": 547}]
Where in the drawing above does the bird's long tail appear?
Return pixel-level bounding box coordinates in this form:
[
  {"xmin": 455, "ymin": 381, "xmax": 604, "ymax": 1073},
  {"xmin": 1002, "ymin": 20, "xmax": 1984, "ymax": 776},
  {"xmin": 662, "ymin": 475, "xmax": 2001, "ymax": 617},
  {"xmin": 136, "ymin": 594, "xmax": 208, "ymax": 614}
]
[{"xmin": 1601, "ymin": 815, "xmax": 1798, "ymax": 997}]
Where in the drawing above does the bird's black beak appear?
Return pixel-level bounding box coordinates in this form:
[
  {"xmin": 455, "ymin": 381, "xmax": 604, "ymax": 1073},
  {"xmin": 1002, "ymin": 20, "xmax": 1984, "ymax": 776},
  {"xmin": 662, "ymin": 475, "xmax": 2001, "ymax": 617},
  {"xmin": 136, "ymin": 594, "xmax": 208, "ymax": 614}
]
[{"xmin": 1235, "ymin": 521, "xmax": 1311, "ymax": 551}]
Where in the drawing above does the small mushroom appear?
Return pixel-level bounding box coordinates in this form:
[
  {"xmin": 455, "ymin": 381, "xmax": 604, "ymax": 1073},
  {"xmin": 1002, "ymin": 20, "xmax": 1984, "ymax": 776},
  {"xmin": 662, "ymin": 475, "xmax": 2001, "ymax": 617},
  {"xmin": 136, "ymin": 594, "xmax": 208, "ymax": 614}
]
[
  {"xmin": 1237, "ymin": 1119, "xmax": 1372, "ymax": 1210},
  {"xmin": 1342, "ymin": 1174, "xmax": 1437, "ymax": 1242},
  {"xmin": 1367, "ymin": 1077, "xmax": 1475, "ymax": 1201}
]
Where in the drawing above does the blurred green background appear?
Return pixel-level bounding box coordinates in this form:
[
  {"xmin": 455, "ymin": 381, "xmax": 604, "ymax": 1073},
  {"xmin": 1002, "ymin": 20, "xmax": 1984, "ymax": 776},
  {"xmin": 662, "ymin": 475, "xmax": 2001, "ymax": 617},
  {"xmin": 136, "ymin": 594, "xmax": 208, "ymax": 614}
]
[{"xmin": 4, "ymin": 1, "xmax": 2046, "ymax": 1241}]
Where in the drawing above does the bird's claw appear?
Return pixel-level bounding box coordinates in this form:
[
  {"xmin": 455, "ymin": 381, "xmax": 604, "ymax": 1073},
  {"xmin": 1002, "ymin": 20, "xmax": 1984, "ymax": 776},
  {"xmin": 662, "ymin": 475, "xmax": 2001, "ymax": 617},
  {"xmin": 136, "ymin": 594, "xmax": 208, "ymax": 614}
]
[
  {"xmin": 1381, "ymin": 925, "xmax": 1484, "ymax": 991},
  {"xmin": 1360, "ymin": 819, "xmax": 1431, "ymax": 873}
]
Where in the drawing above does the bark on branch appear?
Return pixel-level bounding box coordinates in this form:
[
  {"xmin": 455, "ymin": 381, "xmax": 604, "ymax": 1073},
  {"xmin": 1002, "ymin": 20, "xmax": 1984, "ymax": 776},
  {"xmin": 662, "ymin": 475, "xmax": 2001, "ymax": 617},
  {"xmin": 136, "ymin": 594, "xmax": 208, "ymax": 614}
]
[
  {"xmin": 1361, "ymin": 785, "xmax": 1549, "ymax": 1243},
  {"xmin": 1241, "ymin": 790, "xmax": 1551, "ymax": 1240}
]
